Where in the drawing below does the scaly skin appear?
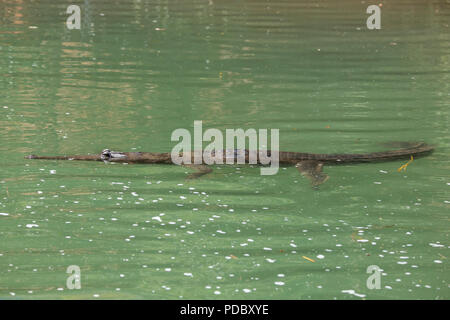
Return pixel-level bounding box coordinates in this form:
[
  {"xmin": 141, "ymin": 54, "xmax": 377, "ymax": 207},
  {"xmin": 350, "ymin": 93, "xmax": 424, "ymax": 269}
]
[{"xmin": 25, "ymin": 142, "xmax": 433, "ymax": 165}]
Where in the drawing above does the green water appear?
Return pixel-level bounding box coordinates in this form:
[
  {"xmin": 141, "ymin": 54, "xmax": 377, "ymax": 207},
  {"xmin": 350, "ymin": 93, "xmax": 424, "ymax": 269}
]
[{"xmin": 0, "ymin": 0, "xmax": 449, "ymax": 299}]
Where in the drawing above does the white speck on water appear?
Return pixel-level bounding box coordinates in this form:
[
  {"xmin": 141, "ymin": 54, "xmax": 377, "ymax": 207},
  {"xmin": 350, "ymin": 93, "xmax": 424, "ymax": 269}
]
[
  {"xmin": 26, "ymin": 224, "xmax": 39, "ymax": 228},
  {"xmin": 184, "ymin": 273, "xmax": 193, "ymax": 277},
  {"xmin": 316, "ymin": 255, "xmax": 325, "ymax": 259},
  {"xmin": 243, "ymin": 288, "xmax": 251, "ymax": 293},
  {"xmin": 0, "ymin": 213, "xmax": 9, "ymax": 216},
  {"xmin": 265, "ymin": 258, "xmax": 276, "ymax": 263},
  {"xmin": 434, "ymin": 260, "xmax": 443, "ymax": 264},
  {"xmin": 274, "ymin": 281, "xmax": 285, "ymax": 286},
  {"xmin": 341, "ymin": 290, "xmax": 366, "ymax": 298}
]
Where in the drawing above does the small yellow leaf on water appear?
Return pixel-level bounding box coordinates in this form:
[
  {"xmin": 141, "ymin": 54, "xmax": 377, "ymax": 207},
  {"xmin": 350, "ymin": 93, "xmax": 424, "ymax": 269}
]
[
  {"xmin": 397, "ymin": 155, "xmax": 414, "ymax": 172},
  {"xmin": 230, "ymin": 254, "xmax": 238, "ymax": 260},
  {"xmin": 302, "ymin": 256, "xmax": 315, "ymax": 263}
]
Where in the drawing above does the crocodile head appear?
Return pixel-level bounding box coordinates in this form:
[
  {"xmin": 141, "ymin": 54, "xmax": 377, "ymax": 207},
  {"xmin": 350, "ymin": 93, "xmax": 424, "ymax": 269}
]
[{"xmin": 101, "ymin": 149, "xmax": 127, "ymax": 161}]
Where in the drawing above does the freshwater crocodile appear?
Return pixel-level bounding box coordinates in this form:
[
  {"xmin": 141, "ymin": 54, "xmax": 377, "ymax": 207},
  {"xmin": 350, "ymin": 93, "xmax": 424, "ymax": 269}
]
[{"xmin": 25, "ymin": 142, "xmax": 433, "ymax": 186}]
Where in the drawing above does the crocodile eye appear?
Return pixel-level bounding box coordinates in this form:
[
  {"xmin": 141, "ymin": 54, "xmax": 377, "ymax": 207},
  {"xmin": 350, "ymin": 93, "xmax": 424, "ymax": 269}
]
[{"xmin": 101, "ymin": 149, "xmax": 111, "ymax": 160}]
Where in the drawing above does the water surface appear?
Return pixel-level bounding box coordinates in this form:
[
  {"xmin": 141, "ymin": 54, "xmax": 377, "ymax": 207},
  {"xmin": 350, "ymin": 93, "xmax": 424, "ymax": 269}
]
[{"xmin": 0, "ymin": 0, "xmax": 449, "ymax": 299}]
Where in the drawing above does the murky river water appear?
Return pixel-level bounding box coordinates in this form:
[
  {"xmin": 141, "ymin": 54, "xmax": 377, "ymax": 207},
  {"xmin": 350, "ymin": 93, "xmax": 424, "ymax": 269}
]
[{"xmin": 0, "ymin": 0, "xmax": 449, "ymax": 299}]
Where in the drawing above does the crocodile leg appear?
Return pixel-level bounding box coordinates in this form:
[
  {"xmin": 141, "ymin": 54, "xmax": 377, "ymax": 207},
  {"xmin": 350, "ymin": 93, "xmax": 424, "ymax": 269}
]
[
  {"xmin": 183, "ymin": 164, "xmax": 213, "ymax": 179},
  {"xmin": 296, "ymin": 161, "xmax": 329, "ymax": 187}
]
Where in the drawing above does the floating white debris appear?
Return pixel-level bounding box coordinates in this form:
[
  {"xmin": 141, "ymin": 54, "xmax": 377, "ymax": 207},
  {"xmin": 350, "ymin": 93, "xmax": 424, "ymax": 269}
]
[
  {"xmin": 341, "ymin": 289, "xmax": 366, "ymax": 298},
  {"xmin": 26, "ymin": 224, "xmax": 39, "ymax": 228}
]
